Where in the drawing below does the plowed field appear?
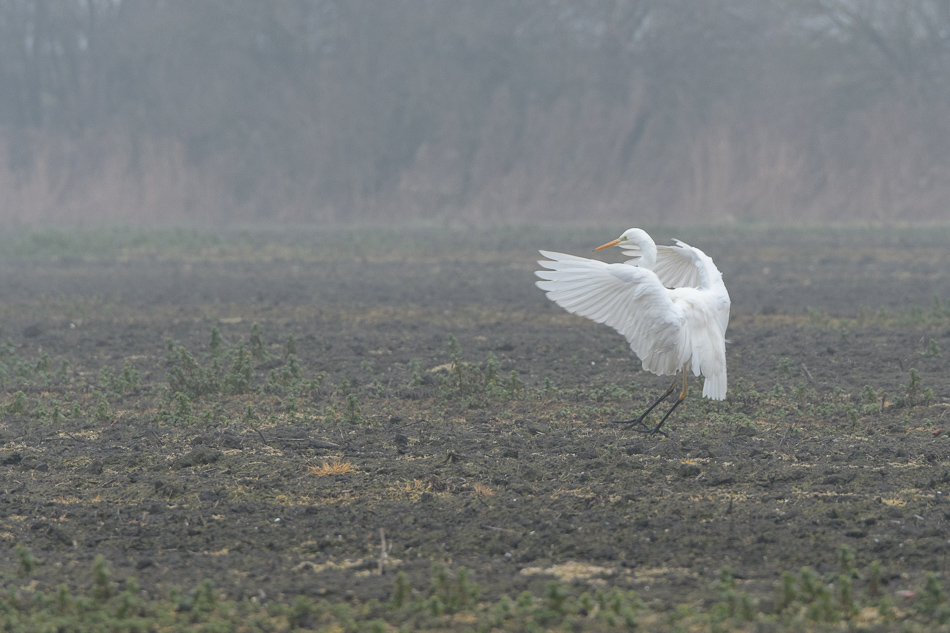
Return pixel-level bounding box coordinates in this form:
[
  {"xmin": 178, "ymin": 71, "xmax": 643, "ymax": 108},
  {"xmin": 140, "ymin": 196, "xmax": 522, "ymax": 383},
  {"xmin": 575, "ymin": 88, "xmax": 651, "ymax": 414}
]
[{"xmin": 1, "ymin": 225, "xmax": 948, "ymax": 625}]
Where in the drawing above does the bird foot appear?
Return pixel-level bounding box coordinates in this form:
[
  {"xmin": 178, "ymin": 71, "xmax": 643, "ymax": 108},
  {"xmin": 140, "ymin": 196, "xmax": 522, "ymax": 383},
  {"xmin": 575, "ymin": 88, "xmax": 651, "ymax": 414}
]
[
  {"xmin": 631, "ymin": 423, "xmax": 668, "ymax": 437},
  {"xmin": 612, "ymin": 417, "xmax": 647, "ymax": 429},
  {"xmin": 613, "ymin": 418, "xmax": 667, "ymax": 437}
]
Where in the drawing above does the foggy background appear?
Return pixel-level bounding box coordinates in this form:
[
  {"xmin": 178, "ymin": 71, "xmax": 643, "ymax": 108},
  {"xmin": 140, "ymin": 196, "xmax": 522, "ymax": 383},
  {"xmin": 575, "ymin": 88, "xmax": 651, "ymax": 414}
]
[{"xmin": 1, "ymin": 0, "xmax": 948, "ymax": 226}]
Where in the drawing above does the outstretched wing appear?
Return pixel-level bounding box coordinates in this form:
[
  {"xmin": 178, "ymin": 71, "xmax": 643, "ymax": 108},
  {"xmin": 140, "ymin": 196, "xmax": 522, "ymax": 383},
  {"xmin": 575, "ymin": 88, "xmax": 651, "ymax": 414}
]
[
  {"xmin": 620, "ymin": 241, "xmax": 701, "ymax": 289},
  {"xmin": 622, "ymin": 239, "xmax": 730, "ymax": 334},
  {"xmin": 535, "ymin": 251, "xmax": 687, "ymax": 376}
]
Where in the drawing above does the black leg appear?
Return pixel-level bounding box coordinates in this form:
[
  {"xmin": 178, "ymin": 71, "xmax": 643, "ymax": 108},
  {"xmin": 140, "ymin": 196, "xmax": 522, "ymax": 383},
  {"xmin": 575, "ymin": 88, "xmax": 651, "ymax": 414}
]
[
  {"xmin": 613, "ymin": 374, "xmax": 680, "ymax": 433},
  {"xmin": 637, "ymin": 372, "xmax": 689, "ymax": 436}
]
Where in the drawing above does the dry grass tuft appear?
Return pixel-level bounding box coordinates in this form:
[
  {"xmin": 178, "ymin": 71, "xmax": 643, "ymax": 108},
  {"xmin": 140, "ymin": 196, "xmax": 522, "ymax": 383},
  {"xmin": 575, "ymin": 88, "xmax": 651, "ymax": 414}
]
[
  {"xmin": 308, "ymin": 457, "xmax": 355, "ymax": 476},
  {"xmin": 880, "ymin": 494, "xmax": 906, "ymax": 507},
  {"xmin": 474, "ymin": 483, "xmax": 495, "ymax": 497}
]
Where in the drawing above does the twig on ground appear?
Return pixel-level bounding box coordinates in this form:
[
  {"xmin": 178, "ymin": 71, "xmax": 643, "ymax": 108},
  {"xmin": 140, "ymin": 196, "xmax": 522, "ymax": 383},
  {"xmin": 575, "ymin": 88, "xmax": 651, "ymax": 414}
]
[
  {"xmin": 801, "ymin": 363, "xmax": 815, "ymax": 383},
  {"xmin": 778, "ymin": 424, "xmax": 791, "ymax": 449},
  {"xmin": 253, "ymin": 430, "xmax": 340, "ymax": 449},
  {"xmin": 378, "ymin": 528, "xmax": 387, "ymax": 575}
]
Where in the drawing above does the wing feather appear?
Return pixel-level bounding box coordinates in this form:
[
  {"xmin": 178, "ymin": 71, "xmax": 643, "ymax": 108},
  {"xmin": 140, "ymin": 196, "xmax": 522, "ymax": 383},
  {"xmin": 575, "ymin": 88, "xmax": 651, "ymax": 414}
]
[
  {"xmin": 621, "ymin": 242, "xmax": 702, "ymax": 288},
  {"xmin": 535, "ymin": 251, "xmax": 687, "ymax": 376}
]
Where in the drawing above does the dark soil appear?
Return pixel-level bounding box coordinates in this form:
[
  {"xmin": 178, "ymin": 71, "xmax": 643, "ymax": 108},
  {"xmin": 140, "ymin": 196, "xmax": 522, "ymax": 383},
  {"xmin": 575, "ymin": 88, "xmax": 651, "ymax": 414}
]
[{"xmin": 1, "ymin": 225, "xmax": 949, "ymax": 610}]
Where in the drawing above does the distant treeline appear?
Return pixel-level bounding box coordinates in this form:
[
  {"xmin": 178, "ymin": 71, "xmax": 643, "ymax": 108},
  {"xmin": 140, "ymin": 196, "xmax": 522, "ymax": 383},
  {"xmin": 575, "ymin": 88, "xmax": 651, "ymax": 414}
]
[{"xmin": 0, "ymin": 0, "xmax": 948, "ymax": 224}]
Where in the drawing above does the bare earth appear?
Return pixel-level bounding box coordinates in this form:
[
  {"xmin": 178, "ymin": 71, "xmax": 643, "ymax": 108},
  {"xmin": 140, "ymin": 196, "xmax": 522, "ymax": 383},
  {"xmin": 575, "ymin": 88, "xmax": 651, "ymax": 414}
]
[{"xmin": 0, "ymin": 225, "xmax": 948, "ymax": 611}]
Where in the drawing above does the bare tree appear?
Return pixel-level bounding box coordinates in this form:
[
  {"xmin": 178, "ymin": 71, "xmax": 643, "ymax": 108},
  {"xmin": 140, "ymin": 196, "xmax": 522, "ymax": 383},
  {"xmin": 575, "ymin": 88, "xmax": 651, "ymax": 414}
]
[{"xmin": 0, "ymin": 0, "xmax": 948, "ymax": 223}]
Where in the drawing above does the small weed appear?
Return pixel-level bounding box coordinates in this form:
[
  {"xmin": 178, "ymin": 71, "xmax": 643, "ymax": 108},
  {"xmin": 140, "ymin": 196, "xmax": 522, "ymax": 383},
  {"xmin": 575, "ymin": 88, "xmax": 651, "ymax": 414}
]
[
  {"xmin": 807, "ymin": 307, "xmax": 829, "ymax": 327},
  {"xmin": 862, "ymin": 385, "xmax": 881, "ymax": 415},
  {"xmin": 778, "ymin": 356, "xmax": 791, "ymax": 378},
  {"xmin": 445, "ymin": 333, "xmax": 462, "ymax": 358},
  {"xmin": 7, "ymin": 389, "xmax": 28, "ymax": 415},
  {"xmin": 407, "ymin": 358, "xmax": 425, "ymax": 387},
  {"xmin": 164, "ymin": 338, "xmax": 180, "ymax": 364},
  {"xmin": 344, "ymin": 393, "xmax": 364, "ymax": 424},
  {"xmin": 711, "ymin": 566, "xmax": 754, "ymax": 623},
  {"xmin": 209, "ymin": 325, "xmax": 223, "ymax": 353},
  {"xmin": 57, "ymin": 358, "xmax": 71, "ymax": 382},
  {"xmin": 389, "ymin": 571, "xmax": 412, "ymax": 609},
  {"xmin": 435, "ymin": 335, "xmax": 521, "ymax": 402},
  {"xmin": 778, "ymin": 571, "xmax": 796, "ymax": 611},
  {"xmin": 920, "ymin": 338, "xmax": 941, "ymax": 358},
  {"xmin": 918, "ymin": 573, "xmax": 947, "ymax": 616},
  {"xmin": 33, "ymin": 399, "xmax": 50, "ymax": 421},
  {"xmin": 166, "ymin": 392, "xmax": 195, "ymax": 424},
  {"xmin": 428, "ymin": 562, "xmax": 479, "ymax": 614},
  {"xmin": 96, "ymin": 361, "xmax": 140, "ymax": 397},
  {"xmin": 121, "ymin": 361, "xmax": 141, "ymax": 392},
  {"xmin": 485, "ymin": 352, "xmax": 499, "ymax": 387},
  {"xmin": 98, "ymin": 366, "xmax": 120, "ymax": 395},
  {"xmin": 838, "ymin": 545, "xmax": 856, "ymax": 576},
  {"xmin": 284, "ymin": 395, "xmax": 297, "ymax": 418},
  {"xmin": 545, "ymin": 581, "xmax": 567, "ymax": 615},
  {"xmin": 91, "ymin": 555, "xmax": 114, "ymax": 603},
  {"xmin": 845, "ymin": 404, "xmax": 858, "ymax": 430},
  {"xmin": 837, "ymin": 573, "xmax": 855, "ymax": 617},
  {"xmin": 867, "ymin": 560, "xmax": 883, "ymax": 599},
  {"xmin": 507, "ymin": 370, "xmax": 523, "ymax": 398},
  {"xmin": 849, "ymin": 300, "xmax": 950, "ymax": 328},
  {"xmin": 167, "ymin": 346, "xmax": 220, "ymax": 398},
  {"xmin": 285, "ymin": 354, "xmax": 301, "ymax": 379},
  {"xmin": 793, "ymin": 381, "xmax": 810, "ymax": 406},
  {"xmin": 932, "ymin": 295, "xmax": 950, "ymax": 320},
  {"xmin": 225, "ymin": 341, "xmax": 252, "ymax": 394},
  {"xmin": 284, "ymin": 334, "xmax": 296, "ymax": 358},
  {"xmin": 878, "ymin": 595, "xmax": 896, "ymax": 621},
  {"xmin": 250, "ymin": 322, "xmax": 268, "ymax": 360},
  {"xmin": 287, "ymin": 595, "xmax": 316, "ymax": 628},
  {"xmin": 16, "ymin": 544, "xmax": 36, "ymax": 575},
  {"xmin": 95, "ymin": 399, "xmax": 111, "ymax": 423},
  {"xmin": 35, "ymin": 350, "xmax": 51, "ymax": 374},
  {"xmin": 899, "ymin": 368, "xmax": 923, "ymax": 406}
]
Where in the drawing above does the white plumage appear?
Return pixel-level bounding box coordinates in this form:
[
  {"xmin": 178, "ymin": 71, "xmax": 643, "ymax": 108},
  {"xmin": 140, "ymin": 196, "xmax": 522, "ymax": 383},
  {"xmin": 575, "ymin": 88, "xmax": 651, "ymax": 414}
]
[{"xmin": 535, "ymin": 228, "xmax": 731, "ymax": 433}]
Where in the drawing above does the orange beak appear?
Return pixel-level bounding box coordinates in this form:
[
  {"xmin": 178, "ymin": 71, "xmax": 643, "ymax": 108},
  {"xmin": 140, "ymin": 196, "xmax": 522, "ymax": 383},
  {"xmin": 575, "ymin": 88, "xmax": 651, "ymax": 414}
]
[{"xmin": 593, "ymin": 238, "xmax": 622, "ymax": 252}]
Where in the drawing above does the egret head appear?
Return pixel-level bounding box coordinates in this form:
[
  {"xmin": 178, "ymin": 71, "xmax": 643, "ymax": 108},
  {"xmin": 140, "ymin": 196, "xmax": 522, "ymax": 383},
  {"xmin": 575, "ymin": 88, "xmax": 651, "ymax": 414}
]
[
  {"xmin": 593, "ymin": 228, "xmax": 657, "ymax": 270},
  {"xmin": 593, "ymin": 228, "xmax": 653, "ymax": 252}
]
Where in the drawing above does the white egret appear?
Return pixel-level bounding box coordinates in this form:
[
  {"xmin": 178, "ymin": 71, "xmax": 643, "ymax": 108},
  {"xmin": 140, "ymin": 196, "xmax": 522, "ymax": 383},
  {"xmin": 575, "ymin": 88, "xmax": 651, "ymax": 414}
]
[{"xmin": 535, "ymin": 228, "xmax": 730, "ymax": 435}]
